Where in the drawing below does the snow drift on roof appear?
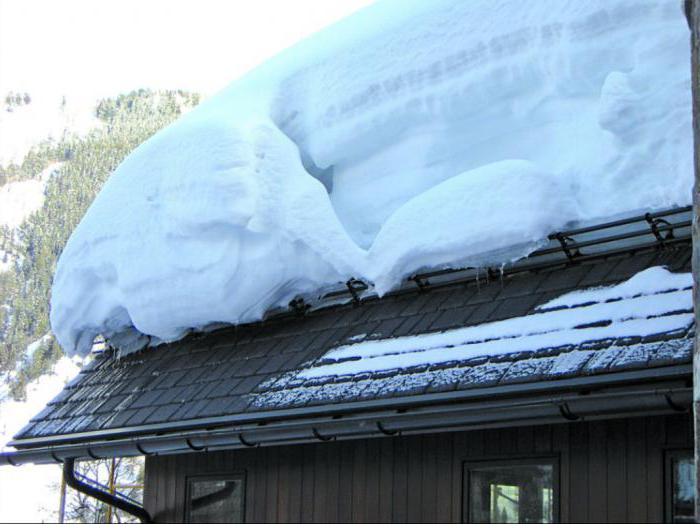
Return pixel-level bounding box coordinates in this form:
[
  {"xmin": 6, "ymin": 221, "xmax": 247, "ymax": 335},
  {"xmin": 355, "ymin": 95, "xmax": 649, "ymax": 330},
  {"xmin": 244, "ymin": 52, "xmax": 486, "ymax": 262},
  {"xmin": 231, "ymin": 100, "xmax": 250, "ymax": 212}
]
[{"xmin": 50, "ymin": 0, "xmax": 692, "ymax": 355}]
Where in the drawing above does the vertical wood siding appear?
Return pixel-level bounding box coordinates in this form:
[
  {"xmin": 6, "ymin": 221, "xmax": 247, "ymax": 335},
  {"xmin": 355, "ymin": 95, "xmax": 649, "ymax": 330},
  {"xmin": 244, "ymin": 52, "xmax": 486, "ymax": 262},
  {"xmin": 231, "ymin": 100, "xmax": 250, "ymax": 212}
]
[{"xmin": 144, "ymin": 414, "xmax": 692, "ymax": 523}]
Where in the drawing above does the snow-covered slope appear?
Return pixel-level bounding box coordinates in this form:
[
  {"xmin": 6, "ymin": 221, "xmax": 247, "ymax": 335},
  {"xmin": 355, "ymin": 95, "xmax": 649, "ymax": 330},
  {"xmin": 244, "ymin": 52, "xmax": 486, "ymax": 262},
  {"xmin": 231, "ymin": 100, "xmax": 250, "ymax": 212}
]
[
  {"xmin": 0, "ymin": 164, "xmax": 58, "ymax": 228},
  {"xmin": 0, "ymin": 356, "xmax": 81, "ymax": 523},
  {"xmin": 0, "ymin": 164, "xmax": 61, "ymax": 272},
  {"xmin": 50, "ymin": 0, "xmax": 692, "ymax": 355}
]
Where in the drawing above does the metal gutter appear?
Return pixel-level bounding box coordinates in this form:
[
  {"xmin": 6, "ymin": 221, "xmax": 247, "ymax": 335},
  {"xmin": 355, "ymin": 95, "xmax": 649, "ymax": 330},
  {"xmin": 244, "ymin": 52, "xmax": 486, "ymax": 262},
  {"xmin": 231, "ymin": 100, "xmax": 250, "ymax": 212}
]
[
  {"xmin": 63, "ymin": 457, "xmax": 152, "ymax": 523},
  {"xmin": 7, "ymin": 364, "xmax": 691, "ymax": 450},
  {"xmin": 0, "ymin": 366, "xmax": 691, "ymax": 466}
]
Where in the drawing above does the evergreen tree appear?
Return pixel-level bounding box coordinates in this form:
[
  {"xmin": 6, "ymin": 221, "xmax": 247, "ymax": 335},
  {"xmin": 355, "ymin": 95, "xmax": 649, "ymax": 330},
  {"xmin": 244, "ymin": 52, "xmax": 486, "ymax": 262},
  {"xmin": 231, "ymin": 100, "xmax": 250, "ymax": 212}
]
[{"xmin": 0, "ymin": 89, "xmax": 201, "ymax": 398}]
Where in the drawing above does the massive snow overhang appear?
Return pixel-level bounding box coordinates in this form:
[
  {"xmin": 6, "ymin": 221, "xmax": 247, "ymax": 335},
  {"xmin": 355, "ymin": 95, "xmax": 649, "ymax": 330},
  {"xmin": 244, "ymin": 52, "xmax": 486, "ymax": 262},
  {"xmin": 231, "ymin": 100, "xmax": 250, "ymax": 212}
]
[{"xmin": 49, "ymin": 0, "xmax": 692, "ymax": 355}]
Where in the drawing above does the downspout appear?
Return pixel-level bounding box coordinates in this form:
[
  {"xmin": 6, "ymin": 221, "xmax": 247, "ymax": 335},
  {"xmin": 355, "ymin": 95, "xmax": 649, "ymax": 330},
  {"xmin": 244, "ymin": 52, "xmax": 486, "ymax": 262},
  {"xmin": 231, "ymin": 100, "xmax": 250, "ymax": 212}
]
[{"xmin": 63, "ymin": 457, "xmax": 152, "ymax": 524}]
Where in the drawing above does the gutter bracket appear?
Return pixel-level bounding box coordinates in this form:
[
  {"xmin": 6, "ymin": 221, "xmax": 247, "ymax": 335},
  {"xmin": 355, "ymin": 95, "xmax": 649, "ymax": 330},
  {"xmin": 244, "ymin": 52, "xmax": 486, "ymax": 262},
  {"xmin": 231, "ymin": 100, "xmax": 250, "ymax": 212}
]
[
  {"xmin": 376, "ymin": 421, "xmax": 400, "ymax": 437},
  {"xmin": 664, "ymin": 392, "xmax": 688, "ymax": 413},
  {"xmin": 135, "ymin": 443, "xmax": 152, "ymax": 456},
  {"xmin": 63, "ymin": 457, "xmax": 152, "ymax": 523},
  {"xmin": 557, "ymin": 402, "xmax": 580, "ymax": 421},
  {"xmin": 312, "ymin": 427, "xmax": 336, "ymax": 442},
  {"xmin": 238, "ymin": 433, "xmax": 258, "ymax": 448},
  {"xmin": 185, "ymin": 438, "xmax": 207, "ymax": 452}
]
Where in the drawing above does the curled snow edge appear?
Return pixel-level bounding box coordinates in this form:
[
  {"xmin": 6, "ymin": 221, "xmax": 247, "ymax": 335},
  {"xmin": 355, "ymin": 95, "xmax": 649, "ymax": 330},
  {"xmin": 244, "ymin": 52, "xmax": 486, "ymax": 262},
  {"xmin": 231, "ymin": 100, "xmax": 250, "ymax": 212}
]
[{"xmin": 50, "ymin": 0, "xmax": 692, "ymax": 356}]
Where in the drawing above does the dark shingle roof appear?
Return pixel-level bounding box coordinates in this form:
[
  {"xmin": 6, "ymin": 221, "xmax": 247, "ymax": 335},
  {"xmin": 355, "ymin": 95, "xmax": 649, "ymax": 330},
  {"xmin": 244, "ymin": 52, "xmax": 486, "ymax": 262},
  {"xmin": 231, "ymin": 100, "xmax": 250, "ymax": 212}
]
[{"xmin": 14, "ymin": 243, "xmax": 692, "ymax": 442}]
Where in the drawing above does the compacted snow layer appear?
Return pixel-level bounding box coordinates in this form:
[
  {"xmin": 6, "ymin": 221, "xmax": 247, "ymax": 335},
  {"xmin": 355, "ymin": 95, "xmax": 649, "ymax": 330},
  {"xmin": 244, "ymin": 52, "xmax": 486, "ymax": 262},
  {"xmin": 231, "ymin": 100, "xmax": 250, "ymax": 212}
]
[{"xmin": 50, "ymin": 0, "xmax": 693, "ymax": 355}]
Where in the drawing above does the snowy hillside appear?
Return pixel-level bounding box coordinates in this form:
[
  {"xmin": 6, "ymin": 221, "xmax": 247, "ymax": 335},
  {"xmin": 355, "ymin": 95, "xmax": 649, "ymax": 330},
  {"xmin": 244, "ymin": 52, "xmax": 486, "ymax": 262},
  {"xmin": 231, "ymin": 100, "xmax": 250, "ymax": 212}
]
[
  {"xmin": 0, "ymin": 164, "xmax": 61, "ymax": 272},
  {"xmin": 0, "ymin": 95, "xmax": 98, "ymax": 168},
  {"xmin": 50, "ymin": 0, "xmax": 692, "ymax": 356},
  {"xmin": 0, "ymin": 356, "xmax": 80, "ymax": 523}
]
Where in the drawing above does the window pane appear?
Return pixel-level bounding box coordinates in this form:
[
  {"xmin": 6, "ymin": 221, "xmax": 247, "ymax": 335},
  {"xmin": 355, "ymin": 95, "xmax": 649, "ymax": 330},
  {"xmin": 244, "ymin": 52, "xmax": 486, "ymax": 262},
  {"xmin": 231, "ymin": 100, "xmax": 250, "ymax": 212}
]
[
  {"xmin": 671, "ymin": 454, "xmax": 695, "ymax": 524},
  {"xmin": 188, "ymin": 478, "xmax": 244, "ymax": 523},
  {"xmin": 468, "ymin": 463, "xmax": 554, "ymax": 523}
]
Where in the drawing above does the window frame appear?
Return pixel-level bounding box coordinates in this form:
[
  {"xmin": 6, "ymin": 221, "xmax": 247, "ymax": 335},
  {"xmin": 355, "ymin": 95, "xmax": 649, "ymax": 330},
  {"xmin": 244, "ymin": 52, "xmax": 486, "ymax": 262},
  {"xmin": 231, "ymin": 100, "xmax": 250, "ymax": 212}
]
[
  {"xmin": 664, "ymin": 449, "xmax": 694, "ymax": 524},
  {"xmin": 184, "ymin": 471, "xmax": 247, "ymax": 524},
  {"xmin": 462, "ymin": 455, "xmax": 560, "ymax": 524}
]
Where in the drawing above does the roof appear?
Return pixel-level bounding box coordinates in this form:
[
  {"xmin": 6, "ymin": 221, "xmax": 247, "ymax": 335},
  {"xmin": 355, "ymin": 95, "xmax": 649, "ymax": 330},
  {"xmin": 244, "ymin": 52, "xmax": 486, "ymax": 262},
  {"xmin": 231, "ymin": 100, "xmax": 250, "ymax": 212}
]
[{"xmin": 1, "ymin": 209, "xmax": 693, "ymax": 465}]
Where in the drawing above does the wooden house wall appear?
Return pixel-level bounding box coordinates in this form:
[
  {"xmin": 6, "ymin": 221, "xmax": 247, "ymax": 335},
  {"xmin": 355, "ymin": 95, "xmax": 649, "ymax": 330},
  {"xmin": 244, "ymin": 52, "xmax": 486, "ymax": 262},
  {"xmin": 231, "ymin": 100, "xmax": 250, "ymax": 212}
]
[{"xmin": 143, "ymin": 414, "xmax": 692, "ymax": 523}]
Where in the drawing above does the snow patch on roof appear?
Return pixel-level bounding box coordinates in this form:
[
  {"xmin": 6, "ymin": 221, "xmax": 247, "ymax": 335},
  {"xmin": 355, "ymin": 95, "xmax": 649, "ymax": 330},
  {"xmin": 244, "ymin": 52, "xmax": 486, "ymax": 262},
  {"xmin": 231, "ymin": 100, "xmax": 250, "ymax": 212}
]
[
  {"xmin": 538, "ymin": 266, "xmax": 692, "ymax": 310},
  {"xmin": 298, "ymin": 268, "xmax": 692, "ymax": 378}
]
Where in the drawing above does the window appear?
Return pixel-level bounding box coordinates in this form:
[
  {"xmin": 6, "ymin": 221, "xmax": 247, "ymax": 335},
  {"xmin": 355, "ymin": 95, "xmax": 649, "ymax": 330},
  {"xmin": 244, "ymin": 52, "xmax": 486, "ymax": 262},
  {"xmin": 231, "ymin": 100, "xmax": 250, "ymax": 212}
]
[
  {"xmin": 186, "ymin": 474, "xmax": 245, "ymax": 523},
  {"xmin": 464, "ymin": 458, "xmax": 558, "ymax": 523},
  {"xmin": 666, "ymin": 451, "xmax": 695, "ymax": 523}
]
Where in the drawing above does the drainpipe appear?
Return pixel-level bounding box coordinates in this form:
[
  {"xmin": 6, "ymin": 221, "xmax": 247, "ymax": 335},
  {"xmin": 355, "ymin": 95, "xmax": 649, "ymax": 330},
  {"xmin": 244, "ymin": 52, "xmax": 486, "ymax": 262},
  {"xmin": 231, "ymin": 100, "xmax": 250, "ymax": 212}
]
[
  {"xmin": 62, "ymin": 458, "xmax": 152, "ymax": 524},
  {"xmin": 688, "ymin": 0, "xmax": 700, "ymax": 521}
]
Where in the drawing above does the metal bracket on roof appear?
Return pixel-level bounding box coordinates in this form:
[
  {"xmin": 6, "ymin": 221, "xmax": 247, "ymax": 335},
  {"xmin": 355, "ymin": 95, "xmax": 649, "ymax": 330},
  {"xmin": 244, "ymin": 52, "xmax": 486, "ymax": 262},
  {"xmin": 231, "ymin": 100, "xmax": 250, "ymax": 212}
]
[
  {"xmin": 410, "ymin": 274, "xmax": 430, "ymax": 292},
  {"xmin": 289, "ymin": 297, "xmax": 310, "ymax": 317},
  {"xmin": 645, "ymin": 213, "xmax": 674, "ymax": 245},
  {"xmin": 552, "ymin": 233, "xmax": 581, "ymax": 263},
  {"xmin": 86, "ymin": 447, "xmax": 101, "ymax": 460},
  {"xmin": 50, "ymin": 451, "xmax": 64, "ymax": 464},
  {"xmin": 345, "ymin": 278, "xmax": 366, "ymax": 307},
  {"xmin": 376, "ymin": 421, "xmax": 400, "ymax": 437}
]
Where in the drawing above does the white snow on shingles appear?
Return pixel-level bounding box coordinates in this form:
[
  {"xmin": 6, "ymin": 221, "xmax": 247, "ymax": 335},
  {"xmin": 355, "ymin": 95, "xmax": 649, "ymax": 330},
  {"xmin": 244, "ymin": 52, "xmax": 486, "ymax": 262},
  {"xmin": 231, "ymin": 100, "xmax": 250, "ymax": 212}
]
[
  {"xmin": 324, "ymin": 287, "xmax": 690, "ymax": 361},
  {"xmin": 49, "ymin": 0, "xmax": 692, "ymax": 355},
  {"xmin": 301, "ymin": 314, "xmax": 691, "ymax": 378},
  {"xmin": 538, "ymin": 266, "xmax": 692, "ymax": 310},
  {"xmin": 298, "ymin": 270, "xmax": 692, "ymax": 379}
]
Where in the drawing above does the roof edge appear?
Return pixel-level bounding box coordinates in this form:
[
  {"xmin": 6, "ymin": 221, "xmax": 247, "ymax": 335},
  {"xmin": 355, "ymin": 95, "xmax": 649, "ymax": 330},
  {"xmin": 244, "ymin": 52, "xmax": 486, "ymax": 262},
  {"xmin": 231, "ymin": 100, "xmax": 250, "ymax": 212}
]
[{"xmin": 2, "ymin": 364, "xmax": 691, "ymax": 465}]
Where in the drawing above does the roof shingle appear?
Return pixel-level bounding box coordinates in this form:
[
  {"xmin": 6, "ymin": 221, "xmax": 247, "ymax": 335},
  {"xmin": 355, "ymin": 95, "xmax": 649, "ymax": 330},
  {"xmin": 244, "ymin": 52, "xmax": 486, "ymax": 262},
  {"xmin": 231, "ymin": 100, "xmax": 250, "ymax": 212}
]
[{"xmin": 13, "ymin": 243, "xmax": 693, "ymax": 442}]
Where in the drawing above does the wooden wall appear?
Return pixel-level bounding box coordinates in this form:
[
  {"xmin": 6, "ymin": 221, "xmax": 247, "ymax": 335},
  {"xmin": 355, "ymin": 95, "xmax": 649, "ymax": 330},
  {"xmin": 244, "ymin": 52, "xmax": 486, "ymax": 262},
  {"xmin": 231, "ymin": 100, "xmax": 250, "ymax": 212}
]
[{"xmin": 144, "ymin": 414, "xmax": 692, "ymax": 523}]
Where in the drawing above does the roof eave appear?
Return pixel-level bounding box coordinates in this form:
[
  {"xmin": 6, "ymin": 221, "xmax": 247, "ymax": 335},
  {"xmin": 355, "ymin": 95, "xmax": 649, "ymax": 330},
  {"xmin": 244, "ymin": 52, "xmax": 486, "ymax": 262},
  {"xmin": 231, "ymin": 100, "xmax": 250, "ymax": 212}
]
[{"xmin": 0, "ymin": 364, "xmax": 691, "ymax": 466}]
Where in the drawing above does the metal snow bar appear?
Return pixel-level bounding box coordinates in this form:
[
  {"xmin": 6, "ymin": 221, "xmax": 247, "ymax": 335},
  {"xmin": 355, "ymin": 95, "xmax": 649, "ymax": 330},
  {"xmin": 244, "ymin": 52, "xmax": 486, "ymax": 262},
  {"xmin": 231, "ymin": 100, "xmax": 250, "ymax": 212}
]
[
  {"xmin": 63, "ymin": 457, "xmax": 152, "ymax": 523},
  {"xmin": 548, "ymin": 205, "xmax": 691, "ymax": 238},
  {"xmin": 381, "ymin": 206, "xmax": 691, "ymax": 286},
  {"xmin": 0, "ymin": 365, "xmax": 690, "ymax": 466}
]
